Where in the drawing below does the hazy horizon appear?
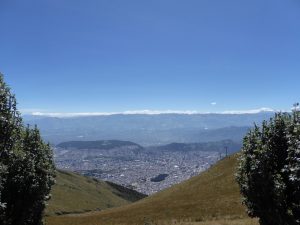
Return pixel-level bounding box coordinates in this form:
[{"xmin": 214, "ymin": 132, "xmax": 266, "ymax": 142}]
[{"xmin": 22, "ymin": 107, "xmax": 278, "ymax": 117}]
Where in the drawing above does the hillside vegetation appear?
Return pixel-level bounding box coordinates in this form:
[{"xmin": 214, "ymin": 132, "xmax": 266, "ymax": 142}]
[
  {"xmin": 46, "ymin": 170, "xmax": 146, "ymax": 216},
  {"xmin": 46, "ymin": 155, "xmax": 258, "ymax": 225}
]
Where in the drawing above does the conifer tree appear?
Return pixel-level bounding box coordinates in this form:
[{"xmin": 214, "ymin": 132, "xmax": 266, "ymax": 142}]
[{"xmin": 0, "ymin": 73, "xmax": 55, "ymax": 225}]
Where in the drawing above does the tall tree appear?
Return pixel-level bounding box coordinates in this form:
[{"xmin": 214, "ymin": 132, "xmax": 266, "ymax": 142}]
[
  {"xmin": 0, "ymin": 73, "xmax": 55, "ymax": 225},
  {"xmin": 236, "ymin": 108, "xmax": 300, "ymax": 225}
]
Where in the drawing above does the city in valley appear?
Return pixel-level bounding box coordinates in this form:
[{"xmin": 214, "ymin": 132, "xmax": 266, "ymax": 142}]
[{"xmin": 53, "ymin": 141, "xmax": 225, "ymax": 195}]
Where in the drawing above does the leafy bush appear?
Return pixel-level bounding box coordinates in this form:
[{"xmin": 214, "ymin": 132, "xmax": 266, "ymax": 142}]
[
  {"xmin": 0, "ymin": 74, "xmax": 55, "ymax": 225},
  {"xmin": 236, "ymin": 106, "xmax": 300, "ymax": 225}
]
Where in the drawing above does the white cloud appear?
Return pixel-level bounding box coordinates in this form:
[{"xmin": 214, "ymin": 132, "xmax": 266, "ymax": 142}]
[
  {"xmin": 122, "ymin": 110, "xmax": 199, "ymax": 115},
  {"xmin": 31, "ymin": 110, "xmax": 200, "ymax": 117},
  {"xmin": 29, "ymin": 107, "xmax": 278, "ymax": 117},
  {"xmin": 210, "ymin": 102, "xmax": 217, "ymax": 106},
  {"xmin": 220, "ymin": 107, "xmax": 276, "ymax": 114},
  {"xmin": 32, "ymin": 112, "xmax": 115, "ymax": 117},
  {"xmin": 291, "ymin": 103, "xmax": 300, "ymax": 111}
]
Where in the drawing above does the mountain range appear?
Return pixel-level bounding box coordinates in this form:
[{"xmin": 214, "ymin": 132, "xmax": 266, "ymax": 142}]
[{"xmin": 24, "ymin": 112, "xmax": 274, "ymax": 146}]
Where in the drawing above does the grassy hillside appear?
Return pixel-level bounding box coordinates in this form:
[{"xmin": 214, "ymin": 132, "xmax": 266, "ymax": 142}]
[
  {"xmin": 46, "ymin": 155, "xmax": 258, "ymax": 225},
  {"xmin": 46, "ymin": 170, "xmax": 146, "ymax": 216}
]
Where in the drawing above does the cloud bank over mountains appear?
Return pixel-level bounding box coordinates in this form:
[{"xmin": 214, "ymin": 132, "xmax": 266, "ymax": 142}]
[{"xmin": 26, "ymin": 108, "xmax": 277, "ymax": 118}]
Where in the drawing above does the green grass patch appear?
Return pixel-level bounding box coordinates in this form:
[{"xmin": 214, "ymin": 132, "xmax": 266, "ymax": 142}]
[{"xmin": 46, "ymin": 170, "xmax": 146, "ymax": 216}]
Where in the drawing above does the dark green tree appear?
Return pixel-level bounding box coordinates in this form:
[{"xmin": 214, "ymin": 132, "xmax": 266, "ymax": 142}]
[
  {"xmin": 0, "ymin": 73, "xmax": 22, "ymax": 224},
  {"xmin": 0, "ymin": 73, "xmax": 55, "ymax": 225},
  {"xmin": 236, "ymin": 108, "xmax": 300, "ymax": 225},
  {"xmin": 284, "ymin": 104, "xmax": 300, "ymax": 224}
]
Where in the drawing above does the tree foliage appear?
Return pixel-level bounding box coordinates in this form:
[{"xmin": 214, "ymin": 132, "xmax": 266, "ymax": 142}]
[
  {"xmin": 0, "ymin": 73, "xmax": 55, "ymax": 225},
  {"xmin": 236, "ymin": 107, "xmax": 300, "ymax": 225}
]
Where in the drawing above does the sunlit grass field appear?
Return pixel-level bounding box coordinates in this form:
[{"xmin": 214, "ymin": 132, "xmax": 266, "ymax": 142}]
[
  {"xmin": 166, "ymin": 218, "xmax": 257, "ymax": 225},
  {"xmin": 46, "ymin": 170, "xmax": 145, "ymax": 216},
  {"xmin": 46, "ymin": 155, "xmax": 258, "ymax": 225}
]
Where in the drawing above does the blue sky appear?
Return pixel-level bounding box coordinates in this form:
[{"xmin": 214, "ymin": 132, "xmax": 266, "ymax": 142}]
[{"xmin": 0, "ymin": 0, "xmax": 300, "ymax": 114}]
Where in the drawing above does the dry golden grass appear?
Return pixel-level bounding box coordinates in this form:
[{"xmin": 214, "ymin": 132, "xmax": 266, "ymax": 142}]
[
  {"xmin": 46, "ymin": 155, "xmax": 256, "ymax": 225},
  {"xmin": 160, "ymin": 218, "xmax": 258, "ymax": 225},
  {"xmin": 46, "ymin": 216, "xmax": 258, "ymax": 225},
  {"xmin": 46, "ymin": 170, "xmax": 144, "ymax": 216}
]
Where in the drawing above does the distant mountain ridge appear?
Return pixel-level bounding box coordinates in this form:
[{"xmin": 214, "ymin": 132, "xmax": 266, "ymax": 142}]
[
  {"xmin": 26, "ymin": 107, "xmax": 275, "ymax": 117},
  {"xmin": 56, "ymin": 139, "xmax": 241, "ymax": 154},
  {"xmin": 24, "ymin": 113, "xmax": 272, "ymax": 145},
  {"xmin": 153, "ymin": 139, "xmax": 241, "ymax": 154},
  {"xmin": 57, "ymin": 140, "xmax": 143, "ymax": 150}
]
